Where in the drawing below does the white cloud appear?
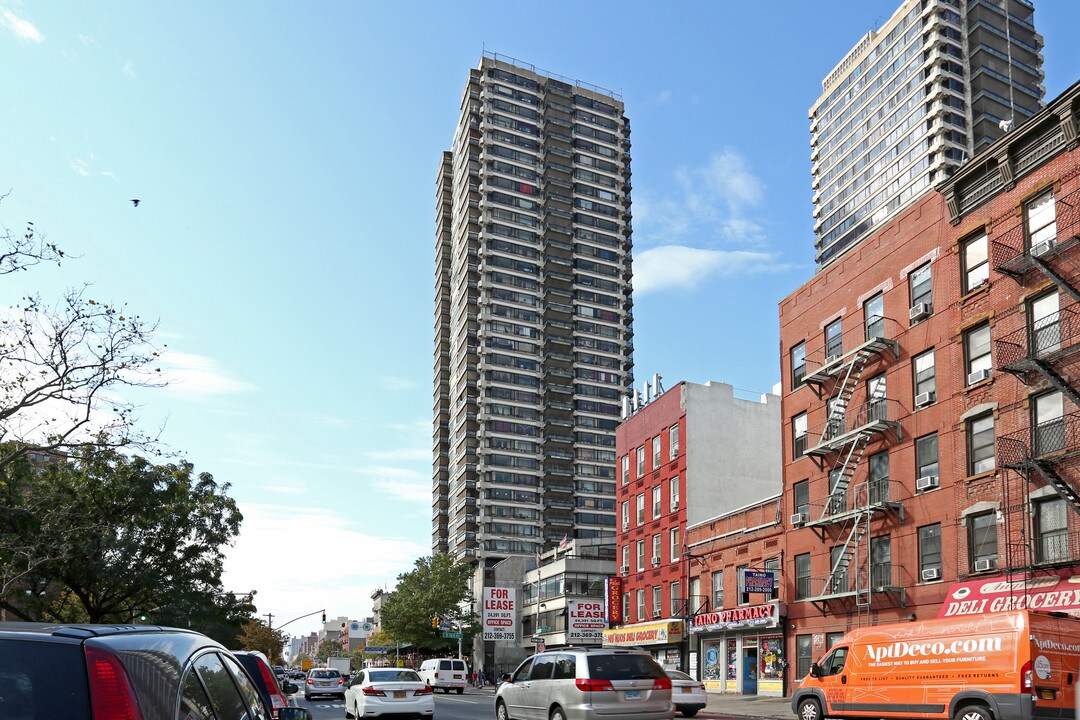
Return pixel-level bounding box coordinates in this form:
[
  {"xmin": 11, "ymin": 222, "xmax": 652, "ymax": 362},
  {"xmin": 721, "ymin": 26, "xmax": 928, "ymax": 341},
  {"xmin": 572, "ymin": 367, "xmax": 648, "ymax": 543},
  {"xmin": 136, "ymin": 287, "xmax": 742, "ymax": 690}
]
[
  {"xmin": 70, "ymin": 157, "xmax": 91, "ymax": 177},
  {"xmin": 122, "ymin": 60, "xmax": 137, "ymax": 79},
  {"xmin": 159, "ymin": 349, "xmax": 256, "ymax": 397},
  {"xmin": 0, "ymin": 7, "xmax": 42, "ymax": 43},
  {"xmin": 632, "ymin": 245, "xmax": 793, "ymax": 295},
  {"xmin": 374, "ymin": 477, "xmax": 430, "ymax": 503}
]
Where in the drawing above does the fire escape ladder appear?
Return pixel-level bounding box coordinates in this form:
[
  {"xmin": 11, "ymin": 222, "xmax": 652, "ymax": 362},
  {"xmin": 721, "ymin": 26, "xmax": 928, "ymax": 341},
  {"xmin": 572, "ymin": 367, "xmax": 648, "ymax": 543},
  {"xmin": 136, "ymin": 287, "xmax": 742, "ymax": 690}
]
[
  {"xmin": 1030, "ymin": 461, "xmax": 1080, "ymax": 515},
  {"xmin": 824, "ymin": 521, "xmax": 865, "ymax": 597},
  {"xmin": 1031, "ymin": 358, "xmax": 1080, "ymax": 409},
  {"xmin": 1030, "ymin": 255, "xmax": 1080, "ymax": 305}
]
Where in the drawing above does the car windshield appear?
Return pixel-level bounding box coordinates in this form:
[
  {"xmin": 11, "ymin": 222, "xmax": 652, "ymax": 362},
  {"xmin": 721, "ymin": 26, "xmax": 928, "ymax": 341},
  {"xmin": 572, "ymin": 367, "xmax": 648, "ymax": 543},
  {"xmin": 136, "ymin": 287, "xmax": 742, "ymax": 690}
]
[
  {"xmin": 311, "ymin": 670, "xmax": 340, "ymax": 679},
  {"xmin": 370, "ymin": 670, "xmax": 420, "ymax": 683},
  {"xmin": 587, "ymin": 654, "xmax": 665, "ymax": 680}
]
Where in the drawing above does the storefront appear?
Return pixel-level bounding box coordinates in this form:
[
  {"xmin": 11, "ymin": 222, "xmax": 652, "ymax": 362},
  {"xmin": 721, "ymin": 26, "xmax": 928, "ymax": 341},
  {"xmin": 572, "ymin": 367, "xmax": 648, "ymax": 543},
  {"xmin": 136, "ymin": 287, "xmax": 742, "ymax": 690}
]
[
  {"xmin": 691, "ymin": 601, "xmax": 785, "ymax": 696},
  {"xmin": 602, "ymin": 619, "xmax": 685, "ymax": 670}
]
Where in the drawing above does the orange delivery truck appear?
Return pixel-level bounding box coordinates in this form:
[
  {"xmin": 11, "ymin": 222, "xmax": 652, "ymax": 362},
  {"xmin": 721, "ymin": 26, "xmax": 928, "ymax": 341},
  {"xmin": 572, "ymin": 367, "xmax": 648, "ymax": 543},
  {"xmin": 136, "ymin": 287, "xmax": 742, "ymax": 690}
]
[{"xmin": 791, "ymin": 610, "xmax": 1079, "ymax": 720}]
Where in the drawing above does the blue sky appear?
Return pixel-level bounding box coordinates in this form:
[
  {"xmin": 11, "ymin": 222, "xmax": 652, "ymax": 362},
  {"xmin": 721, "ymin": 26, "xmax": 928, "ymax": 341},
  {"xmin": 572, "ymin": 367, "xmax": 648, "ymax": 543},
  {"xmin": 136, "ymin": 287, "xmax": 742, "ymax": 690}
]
[{"xmin": 2, "ymin": 1, "xmax": 1078, "ymax": 640}]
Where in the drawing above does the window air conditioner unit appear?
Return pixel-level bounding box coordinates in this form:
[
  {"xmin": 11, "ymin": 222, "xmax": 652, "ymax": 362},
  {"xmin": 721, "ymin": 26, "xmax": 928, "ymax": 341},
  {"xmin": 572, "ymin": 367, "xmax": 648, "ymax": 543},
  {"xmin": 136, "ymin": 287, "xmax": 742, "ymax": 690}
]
[
  {"xmin": 967, "ymin": 368, "xmax": 991, "ymax": 385},
  {"xmin": 622, "ymin": 523, "xmax": 629, "ymax": 531},
  {"xmin": 1030, "ymin": 239, "xmax": 1056, "ymax": 257},
  {"xmin": 670, "ymin": 500, "xmax": 679, "ymax": 511},
  {"xmin": 825, "ymin": 354, "xmax": 841, "ymax": 366},
  {"xmin": 974, "ymin": 558, "xmax": 996, "ymax": 573},
  {"xmin": 620, "ymin": 565, "xmax": 629, "ymax": 576},
  {"xmin": 915, "ymin": 391, "xmax": 936, "ymax": 408},
  {"xmin": 653, "ymin": 610, "xmax": 662, "ymax": 618},
  {"xmin": 909, "ymin": 303, "xmax": 932, "ymax": 322},
  {"xmin": 921, "ymin": 567, "xmax": 942, "ymax": 581},
  {"xmin": 916, "ymin": 475, "xmax": 940, "ymax": 492},
  {"xmin": 651, "ymin": 556, "xmax": 661, "ymax": 567},
  {"xmin": 790, "ymin": 513, "xmax": 806, "ymax": 526}
]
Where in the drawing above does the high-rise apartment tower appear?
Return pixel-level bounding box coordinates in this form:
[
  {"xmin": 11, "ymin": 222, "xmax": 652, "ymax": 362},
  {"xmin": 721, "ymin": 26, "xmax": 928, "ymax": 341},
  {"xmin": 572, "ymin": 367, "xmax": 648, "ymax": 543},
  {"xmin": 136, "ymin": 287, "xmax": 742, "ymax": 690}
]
[
  {"xmin": 811, "ymin": 0, "xmax": 1044, "ymax": 267},
  {"xmin": 433, "ymin": 54, "xmax": 633, "ymax": 565}
]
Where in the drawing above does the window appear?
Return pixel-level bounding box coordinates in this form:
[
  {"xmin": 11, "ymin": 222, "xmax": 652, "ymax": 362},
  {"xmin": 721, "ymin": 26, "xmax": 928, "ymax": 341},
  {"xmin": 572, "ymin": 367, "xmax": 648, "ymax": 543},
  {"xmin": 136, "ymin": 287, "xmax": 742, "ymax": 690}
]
[
  {"xmin": 864, "ymin": 293, "xmax": 884, "ymax": 340},
  {"xmin": 916, "ymin": 432, "xmax": 939, "ymax": 482},
  {"xmin": 795, "ymin": 553, "xmax": 811, "ymax": 600},
  {"xmin": 636, "ymin": 589, "xmax": 645, "ymax": 621},
  {"xmin": 764, "ymin": 557, "xmax": 780, "ymax": 601},
  {"xmin": 969, "ymin": 511, "xmax": 998, "ymax": 571},
  {"xmin": 652, "ymin": 534, "xmax": 661, "ymax": 564},
  {"xmin": 829, "ymin": 545, "xmax": 848, "ymax": 593},
  {"xmin": 1030, "ymin": 291, "xmax": 1061, "ymax": 357},
  {"xmin": 652, "ymin": 436, "xmax": 661, "ymax": 469},
  {"xmin": 670, "ymin": 527, "xmax": 679, "ymax": 564},
  {"xmin": 1033, "ymin": 391, "xmax": 1064, "ymax": 457},
  {"xmin": 793, "ymin": 480, "xmax": 810, "ymax": 518},
  {"xmin": 793, "ymin": 413, "xmax": 808, "ymax": 458},
  {"xmin": 962, "ymin": 232, "xmax": 989, "ymax": 292},
  {"xmin": 1026, "ymin": 188, "xmax": 1056, "ymax": 252},
  {"xmin": 871, "ymin": 535, "xmax": 892, "ymax": 588},
  {"xmin": 652, "ymin": 585, "xmax": 662, "ymax": 616},
  {"xmin": 621, "ymin": 592, "xmax": 629, "ymax": 621},
  {"xmin": 967, "ymin": 414, "xmax": 995, "ymax": 475},
  {"xmin": 910, "ymin": 262, "xmax": 932, "ymax": 311},
  {"xmin": 919, "ymin": 524, "xmax": 942, "ymax": 580},
  {"xmin": 636, "ymin": 494, "xmax": 645, "ymax": 525},
  {"xmin": 670, "ymin": 581, "xmax": 681, "ymax": 617},
  {"xmin": 964, "ymin": 323, "xmax": 992, "ymax": 383},
  {"xmin": 669, "ymin": 476, "xmax": 680, "ymax": 511},
  {"xmin": 868, "ymin": 451, "xmax": 890, "ymax": 504},
  {"xmin": 825, "ymin": 318, "xmax": 843, "ymax": 360},
  {"xmin": 819, "ymin": 647, "xmax": 849, "ymax": 677},
  {"xmin": 636, "ymin": 446, "xmax": 645, "ymax": 477},
  {"xmin": 688, "ymin": 577, "xmax": 701, "ymax": 615},
  {"xmin": 669, "ymin": 424, "xmax": 680, "ymax": 459},
  {"xmin": 791, "ymin": 342, "xmax": 807, "ymax": 386},
  {"xmin": 711, "ymin": 571, "xmax": 724, "ymax": 611},
  {"xmin": 1035, "ymin": 497, "xmax": 1068, "ymax": 563},
  {"xmin": 796, "ymin": 635, "xmax": 813, "ymax": 679},
  {"xmin": 621, "ymin": 545, "xmax": 628, "ymax": 571},
  {"xmin": 737, "ymin": 565, "xmax": 750, "ymax": 605},
  {"xmin": 866, "ymin": 374, "xmax": 887, "ymax": 422},
  {"xmin": 621, "ymin": 455, "xmax": 629, "ymax": 485},
  {"xmin": 652, "ymin": 485, "xmax": 662, "ymax": 518},
  {"xmin": 636, "ymin": 540, "xmax": 645, "ymax": 571},
  {"xmin": 621, "ymin": 501, "xmax": 629, "ymax": 530},
  {"xmin": 913, "ymin": 350, "xmax": 936, "ymax": 405}
]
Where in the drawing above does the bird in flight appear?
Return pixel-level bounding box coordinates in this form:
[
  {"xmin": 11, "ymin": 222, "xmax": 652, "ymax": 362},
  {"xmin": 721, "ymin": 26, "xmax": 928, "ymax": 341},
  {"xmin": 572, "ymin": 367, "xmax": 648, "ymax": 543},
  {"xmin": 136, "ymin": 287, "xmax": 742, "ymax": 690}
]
[{"xmin": 130, "ymin": 199, "xmax": 140, "ymax": 207}]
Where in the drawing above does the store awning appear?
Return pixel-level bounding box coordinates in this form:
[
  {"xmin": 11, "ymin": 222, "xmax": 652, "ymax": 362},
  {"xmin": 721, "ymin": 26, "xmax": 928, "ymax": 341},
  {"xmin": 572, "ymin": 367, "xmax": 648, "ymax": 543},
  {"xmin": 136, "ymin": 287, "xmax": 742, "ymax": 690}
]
[{"xmin": 937, "ymin": 570, "xmax": 1080, "ymax": 618}]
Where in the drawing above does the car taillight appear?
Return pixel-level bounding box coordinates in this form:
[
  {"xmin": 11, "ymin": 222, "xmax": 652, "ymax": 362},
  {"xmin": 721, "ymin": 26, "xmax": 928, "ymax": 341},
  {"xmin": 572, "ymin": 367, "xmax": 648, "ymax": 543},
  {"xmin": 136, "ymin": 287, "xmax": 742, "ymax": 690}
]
[
  {"xmin": 253, "ymin": 660, "xmax": 287, "ymax": 718},
  {"xmin": 86, "ymin": 646, "xmax": 144, "ymax": 720},
  {"xmin": 575, "ymin": 678, "xmax": 614, "ymax": 692},
  {"xmin": 653, "ymin": 676, "xmax": 672, "ymax": 690},
  {"xmin": 1021, "ymin": 660, "xmax": 1033, "ymax": 693},
  {"xmin": 415, "ymin": 686, "xmax": 434, "ymax": 695},
  {"xmin": 362, "ymin": 686, "xmax": 386, "ymax": 696},
  {"xmin": 433, "ymin": 672, "xmax": 439, "ymax": 678},
  {"xmin": 307, "ymin": 678, "xmax": 315, "ymax": 685},
  {"xmin": 337, "ymin": 677, "xmax": 344, "ymax": 686}
]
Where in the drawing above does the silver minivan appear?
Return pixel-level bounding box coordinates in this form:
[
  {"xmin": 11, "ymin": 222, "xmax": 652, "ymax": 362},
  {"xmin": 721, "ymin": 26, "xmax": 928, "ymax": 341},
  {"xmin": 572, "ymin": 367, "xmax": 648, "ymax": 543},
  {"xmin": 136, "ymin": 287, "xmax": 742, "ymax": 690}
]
[{"xmin": 495, "ymin": 647, "xmax": 674, "ymax": 720}]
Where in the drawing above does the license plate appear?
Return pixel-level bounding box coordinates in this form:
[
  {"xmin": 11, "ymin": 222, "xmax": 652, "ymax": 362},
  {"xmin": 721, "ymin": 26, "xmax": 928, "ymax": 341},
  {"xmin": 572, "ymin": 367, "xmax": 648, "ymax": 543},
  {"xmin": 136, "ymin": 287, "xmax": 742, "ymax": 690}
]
[
  {"xmin": 454, "ymin": 674, "xmax": 462, "ymax": 679},
  {"xmin": 394, "ymin": 691, "xmax": 406, "ymax": 698},
  {"xmin": 682, "ymin": 687, "xmax": 692, "ymax": 693},
  {"xmin": 1037, "ymin": 689, "xmax": 1055, "ymax": 700},
  {"xmin": 625, "ymin": 690, "xmax": 641, "ymax": 700}
]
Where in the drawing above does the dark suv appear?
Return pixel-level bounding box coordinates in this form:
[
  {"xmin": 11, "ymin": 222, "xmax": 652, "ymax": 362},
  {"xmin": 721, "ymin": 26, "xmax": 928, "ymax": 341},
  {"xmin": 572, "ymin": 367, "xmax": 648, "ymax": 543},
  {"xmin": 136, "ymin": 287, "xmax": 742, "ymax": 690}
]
[{"xmin": 0, "ymin": 621, "xmax": 312, "ymax": 720}]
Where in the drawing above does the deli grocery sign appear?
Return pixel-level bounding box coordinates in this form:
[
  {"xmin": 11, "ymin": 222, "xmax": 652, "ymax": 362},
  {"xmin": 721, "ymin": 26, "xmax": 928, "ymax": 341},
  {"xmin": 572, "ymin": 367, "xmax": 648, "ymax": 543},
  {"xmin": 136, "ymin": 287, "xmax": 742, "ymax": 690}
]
[
  {"xmin": 938, "ymin": 572, "xmax": 1080, "ymax": 618},
  {"xmin": 567, "ymin": 599, "xmax": 605, "ymax": 642}
]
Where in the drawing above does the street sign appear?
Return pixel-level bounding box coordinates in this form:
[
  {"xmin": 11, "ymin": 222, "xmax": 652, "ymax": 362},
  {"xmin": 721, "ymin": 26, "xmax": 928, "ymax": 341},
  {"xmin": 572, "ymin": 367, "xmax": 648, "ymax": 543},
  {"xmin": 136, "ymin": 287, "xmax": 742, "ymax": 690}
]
[
  {"xmin": 442, "ymin": 631, "xmax": 463, "ymax": 639},
  {"xmin": 439, "ymin": 621, "xmax": 453, "ymax": 631}
]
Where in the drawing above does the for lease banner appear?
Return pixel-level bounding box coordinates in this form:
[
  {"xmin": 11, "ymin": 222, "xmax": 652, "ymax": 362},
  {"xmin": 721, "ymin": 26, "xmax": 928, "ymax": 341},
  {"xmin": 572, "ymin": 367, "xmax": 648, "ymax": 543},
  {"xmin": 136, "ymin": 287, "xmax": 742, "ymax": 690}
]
[
  {"xmin": 567, "ymin": 598, "xmax": 605, "ymax": 642},
  {"xmin": 482, "ymin": 586, "xmax": 518, "ymax": 641}
]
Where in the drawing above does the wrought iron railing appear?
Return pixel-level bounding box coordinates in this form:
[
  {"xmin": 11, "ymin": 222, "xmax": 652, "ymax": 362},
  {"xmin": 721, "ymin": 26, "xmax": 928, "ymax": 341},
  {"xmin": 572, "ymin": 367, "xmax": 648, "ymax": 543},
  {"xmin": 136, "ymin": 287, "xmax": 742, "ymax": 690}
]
[
  {"xmin": 991, "ymin": 188, "xmax": 1080, "ymax": 277},
  {"xmin": 995, "ymin": 306, "xmax": 1080, "ymax": 370},
  {"xmin": 806, "ymin": 398, "xmax": 901, "ymax": 450},
  {"xmin": 998, "ymin": 410, "xmax": 1080, "ymax": 468}
]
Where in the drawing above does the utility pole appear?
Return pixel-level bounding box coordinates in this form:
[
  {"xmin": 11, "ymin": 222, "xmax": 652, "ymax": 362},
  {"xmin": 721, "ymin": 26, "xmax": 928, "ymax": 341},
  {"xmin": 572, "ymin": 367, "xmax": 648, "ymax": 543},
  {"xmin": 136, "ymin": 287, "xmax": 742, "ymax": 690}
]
[{"xmin": 264, "ymin": 613, "xmax": 275, "ymax": 663}]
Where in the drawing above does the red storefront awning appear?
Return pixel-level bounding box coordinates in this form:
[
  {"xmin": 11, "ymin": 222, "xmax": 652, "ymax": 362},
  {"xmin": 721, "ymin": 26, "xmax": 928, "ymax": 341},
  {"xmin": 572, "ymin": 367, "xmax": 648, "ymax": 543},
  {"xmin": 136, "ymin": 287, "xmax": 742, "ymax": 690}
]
[{"xmin": 938, "ymin": 570, "xmax": 1080, "ymax": 618}]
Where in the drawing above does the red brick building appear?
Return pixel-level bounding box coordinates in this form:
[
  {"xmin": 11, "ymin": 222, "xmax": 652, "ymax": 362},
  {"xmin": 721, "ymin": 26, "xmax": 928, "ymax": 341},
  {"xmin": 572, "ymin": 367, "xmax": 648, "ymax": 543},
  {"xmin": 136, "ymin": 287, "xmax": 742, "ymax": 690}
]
[
  {"xmin": 612, "ymin": 380, "xmax": 781, "ymax": 672},
  {"xmin": 779, "ymin": 81, "xmax": 1080, "ymax": 682}
]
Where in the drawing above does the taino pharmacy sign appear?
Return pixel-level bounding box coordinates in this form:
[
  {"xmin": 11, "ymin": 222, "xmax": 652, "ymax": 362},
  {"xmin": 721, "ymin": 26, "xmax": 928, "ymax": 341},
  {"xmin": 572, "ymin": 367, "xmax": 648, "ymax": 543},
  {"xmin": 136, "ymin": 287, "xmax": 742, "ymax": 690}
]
[
  {"xmin": 691, "ymin": 602, "xmax": 782, "ymax": 633},
  {"xmin": 482, "ymin": 587, "xmax": 518, "ymax": 642}
]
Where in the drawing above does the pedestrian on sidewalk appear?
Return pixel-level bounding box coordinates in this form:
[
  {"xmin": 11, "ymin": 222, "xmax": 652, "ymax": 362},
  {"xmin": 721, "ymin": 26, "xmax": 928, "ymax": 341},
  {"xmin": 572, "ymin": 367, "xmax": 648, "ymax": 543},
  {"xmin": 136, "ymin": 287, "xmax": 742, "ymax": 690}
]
[{"xmin": 478, "ymin": 668, "xmax": 486, "ymax": 688}]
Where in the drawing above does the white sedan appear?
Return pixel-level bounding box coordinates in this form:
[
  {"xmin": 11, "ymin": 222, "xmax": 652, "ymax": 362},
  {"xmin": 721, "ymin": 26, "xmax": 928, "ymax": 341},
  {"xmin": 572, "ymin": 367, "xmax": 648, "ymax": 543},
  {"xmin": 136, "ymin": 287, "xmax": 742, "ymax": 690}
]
[
  {"xmin": 666, "ymin": 669, "xmax": 708, "ymax": 717},
  {"xmin": 344, "ymin": 668, "xmax": 434, "ymax": 719}
]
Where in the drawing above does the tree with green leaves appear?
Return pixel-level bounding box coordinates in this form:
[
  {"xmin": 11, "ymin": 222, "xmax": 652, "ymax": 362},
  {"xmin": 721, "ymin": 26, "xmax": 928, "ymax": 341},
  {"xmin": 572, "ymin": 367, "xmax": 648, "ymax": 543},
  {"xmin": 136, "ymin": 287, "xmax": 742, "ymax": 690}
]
[
  {"xmin": 0, "ymin": 444, "xmax": 242, "ymax": 627},
  {"xmin": 379, "ymin": 554, "xmax": 477, "ymax": 650},
  {"xmin": 238, "ymin": 619, "xmax": 289, "ymax": 664},
  {"xmin": 315, "ymin": 637, "xmax": 344, "ymax": 660}
]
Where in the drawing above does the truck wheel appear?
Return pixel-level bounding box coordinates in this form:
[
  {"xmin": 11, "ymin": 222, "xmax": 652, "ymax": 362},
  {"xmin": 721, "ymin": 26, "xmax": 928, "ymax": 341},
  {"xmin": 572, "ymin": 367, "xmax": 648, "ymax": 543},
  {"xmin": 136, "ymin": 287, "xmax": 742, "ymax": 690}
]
[
  {"xmin": 682, "ymin": 710, "xmax": 700, "ymax": 718},
  {"xmin": 798, "ymin": 698, "xmax": 823, "ymax": 720},
  {"xmin": 955, "ymin": 705, "xmax": 992, "ymax": 720},
  {"xmin": 457, "ymin": 687, "xmax": 464, "ymax": 694}
]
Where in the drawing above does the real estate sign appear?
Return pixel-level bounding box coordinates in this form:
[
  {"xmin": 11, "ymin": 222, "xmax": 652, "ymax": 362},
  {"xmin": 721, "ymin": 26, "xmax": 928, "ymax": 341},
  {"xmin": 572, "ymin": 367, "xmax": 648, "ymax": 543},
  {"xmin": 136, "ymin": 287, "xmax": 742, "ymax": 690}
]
[
  {"xmin": 567, "ymin": 598, "xmax": 605, "ymax": 642},
  {"xmin": 482, "ymin": 586, "xmax": 518, "ymax": 641}
]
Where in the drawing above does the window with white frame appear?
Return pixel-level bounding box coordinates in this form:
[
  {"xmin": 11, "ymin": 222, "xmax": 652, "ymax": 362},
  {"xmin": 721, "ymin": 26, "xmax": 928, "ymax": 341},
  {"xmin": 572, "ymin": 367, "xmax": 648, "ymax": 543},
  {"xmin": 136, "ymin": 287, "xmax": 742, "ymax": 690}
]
[
  {"xmin": 621, "ymin": 455, "xmax": 629, "ymax": 485},
  {"xmin": 1026, "ymin": 188, "xmax": 1056, "ymax": 253},
  {"xmin": 909, "ymin": 262, "xmax": 932, "ymax": 313},
  {"xmin": 969, "ymin": 511, "xmax": 998, "ymax": 571},
  {"xmin": 793, "ymin": 412, "xmax": 808, "ymax": 458},
  {"xmin": 670, "ymin": 581, "xmax": 681, "ymax": 617},
  {"xmin": 1033, "ymin": 391, "xmax": 1064, "ymax": 457},
  {"xmin": 967, "ymin": 414, "xmax": 995, "ymax": 476},
  {"xmin": 670, "ymin": 527, "xmax": 679, "ymax": 564},
  {"xmin": 913, "ymin": 350, "xmax": 936, "ymax": 406},
  {"xmin": 1035, "ymin": 497, "xmax": 1068, "ymax": 563},
  {"xmin": 962, "ymin": 232, "xmax": 989, "ymax": 293},
  {"xmin": 711, "ymin": 571, "xmax": 724, "ymax": 611},
  {"xmin": 652, "ymin": 585, "xmax": 662, "ymax": 617},
  {"xmin": 622, "ymin": 592, "xmax": 629, "ymax": 621},
  {"xmin": 864, "ymin": 293, "xmax": 885, "ymax": 340},
  {"xmin": 669, "ymin": 476, "xmax": 680, "ymax": 511},
  {"xmin": 636, "ymin": 540, "xmax": 645, "ymax": 572},
  {"xmin": 621, "ymin": 545, "xmax": 629, "ymax": 572},
  {"xmin": 621, "ymin": 501, "xmax": 629, "ymax": 530},
  {"xmin": 651, "ymin": 534, "xmax": 661, "ymax": 565},
  {"xmin": 916, "ymin": 433, "xmax": 939, "ymax": 484},
  {"xmin": 652, "ymin": 436, "xmax": 661, "ymax": 469},
  {"xmin": 652, "ymin": 485, "xmax": 662, "ymax": 518},
  {"xmin": 1030, "ymin": 291, "xmax": 1061, "ymax": 357},
  {"xmin": 636, "ymin": 446, "xmax": 645, "ymax": 477},
  {"xmin": 669, "ymin": 424, "xmax": 679, "ymax": 459},
  {"xmin": 964, "ymin": 323, "xmax": 992, "ymax": 384},
  {"xmin": 825, "ymin": 318, "xmax": 843, "ymax": 360},
  {"xmin": 791, "ymin": 341, "xmax": 807, "ymax": 386},
  {"xmin": 636, "ymin": 494, "xmax": 645, "ymax": 525},
  {"xmin": 636, "ymin": 589, "xmax": 645, "ymax": 621},
  {"xmin": 918, "ymin": 523, "xmax": 941, "ymax": 580}
]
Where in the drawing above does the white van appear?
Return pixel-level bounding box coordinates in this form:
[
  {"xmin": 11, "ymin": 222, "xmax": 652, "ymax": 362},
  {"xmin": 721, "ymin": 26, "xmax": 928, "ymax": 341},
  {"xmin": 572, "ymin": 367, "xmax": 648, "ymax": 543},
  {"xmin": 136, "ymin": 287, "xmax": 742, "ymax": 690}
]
[{"xmin": 418, "ymin": 657, "xmax": 469, "ymax": 694}]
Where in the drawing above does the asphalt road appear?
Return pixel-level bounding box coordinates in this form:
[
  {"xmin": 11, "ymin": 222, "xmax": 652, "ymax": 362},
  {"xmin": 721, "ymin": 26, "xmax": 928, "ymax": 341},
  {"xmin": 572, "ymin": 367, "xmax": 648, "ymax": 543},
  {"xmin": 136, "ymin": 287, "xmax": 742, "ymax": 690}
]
[{"xmin": 287, "ymin": 687, "xmax": 496, "ymax": 720}]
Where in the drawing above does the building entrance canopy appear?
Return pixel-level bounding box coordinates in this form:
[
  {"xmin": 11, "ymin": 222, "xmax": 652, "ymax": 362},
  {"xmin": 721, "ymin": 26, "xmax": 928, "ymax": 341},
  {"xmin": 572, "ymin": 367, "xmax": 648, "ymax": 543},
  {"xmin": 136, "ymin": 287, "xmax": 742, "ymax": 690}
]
[{"xmin": 938, "ymin": 570, "xmax": 1080, "ymax": 618}]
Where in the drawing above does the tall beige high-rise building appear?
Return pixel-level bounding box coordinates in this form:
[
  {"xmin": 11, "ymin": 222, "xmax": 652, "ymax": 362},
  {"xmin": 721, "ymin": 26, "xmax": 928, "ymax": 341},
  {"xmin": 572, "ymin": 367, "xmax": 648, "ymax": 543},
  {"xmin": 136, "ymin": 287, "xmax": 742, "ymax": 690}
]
[
  {"xmin": 811, "ymin": 0, "xmax": 1044, "ymax": 267},
  {"xmin": 433, "ymin": 55, "xmax": 634, "ymax": 566}
]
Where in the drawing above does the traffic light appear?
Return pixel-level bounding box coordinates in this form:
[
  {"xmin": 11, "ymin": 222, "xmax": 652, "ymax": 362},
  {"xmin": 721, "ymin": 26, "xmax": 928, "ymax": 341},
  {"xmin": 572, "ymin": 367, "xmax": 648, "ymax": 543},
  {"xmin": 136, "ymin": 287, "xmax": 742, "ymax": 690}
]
[
  {"xmin": 431, "ymin": 615, "xmax": 439, "ymax": 628},
  {"xmin": 321, "ymin": 611, "xmax": 326, "ymax": 623}
]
